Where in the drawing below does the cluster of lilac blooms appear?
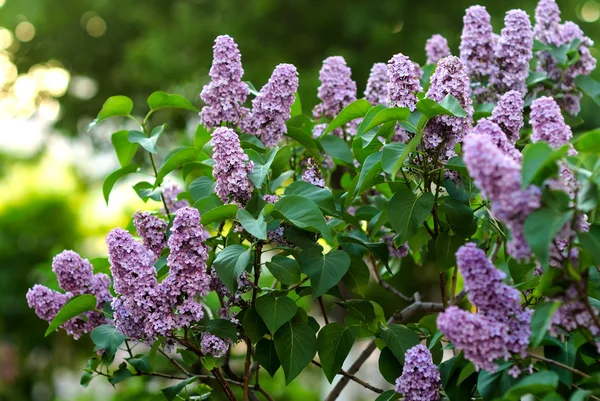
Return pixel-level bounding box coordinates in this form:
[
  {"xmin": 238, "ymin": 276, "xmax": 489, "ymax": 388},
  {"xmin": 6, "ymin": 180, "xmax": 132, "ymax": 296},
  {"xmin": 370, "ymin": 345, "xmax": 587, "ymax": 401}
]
[
  {"xmin": 241, "ymin": 63, "xmax": 299, "ymax": 147},
  {"xmin": 26, "ymin": 251, "xmax": 111, "ymax": 339},
  {"xmin": 200, "ymin": 35, "xmax": 250, "ymax": 128},
  {"xmin": 211, "ymin": 127, "xmax": 255, "ymax": 205},
  {"xmin": 302, "ymin": 158, "xmax": 326, "ymax": 188},
  {"xmin": 534, "ymin": 0, "xmax": 597, "ymax": 115},
  {"xmin": 460, "ymin": 6, "xmax": 496, "ymax": 87},
  {"xmin": 425, "ymin": 34, "xmax": 451, "ymax": 66},
  {"xmin": 395, "ymin": 345, "xmax": 441, "ymax": 401},
  {"xmin": 162, "ymin": 184, "xmax": 190, "ymax": 214},
  {"xmin": 384, "ymin": 234, "xmax": 409, "ymax": 259},
  {"xmin": 438, "ymin": 244, "xmax": 532, "ymax": 371}
]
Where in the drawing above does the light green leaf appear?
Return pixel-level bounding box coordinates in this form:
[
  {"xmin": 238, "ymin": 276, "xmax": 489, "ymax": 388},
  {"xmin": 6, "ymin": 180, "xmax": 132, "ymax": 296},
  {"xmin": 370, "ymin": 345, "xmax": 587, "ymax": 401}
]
[
  {"xmin": 524, "ymin": 207, "xmax": 573, "ymax": 269},
  {"xmin": 88, "ymin": 95, "xmax": 133, "ymax": 131},
  {"xmin": 291, "ymin": 92, "xmax": 302, "ymax": 117},
  {"xmin": 111, "ymin": 130, "xmax": 138, "ymax": 167},
  {"xmin": 128, "ymin": 124, "xmax": 165, "ymax": 154},
  {"xmin": 504, "ymin": 371, "xmax": 559, "ymax": 401},
  {"xmin": 237, "ymin": 209, "xmax": 267, "ymax": 240},
  {"xmin": 46, "ymin": 294, "xmax": 97, "ymax": 336},
  {"xmin": 213, "ymin": 245, "xmax": 251, "ymax": 293},
  {"xmin": 375, "ymin": 390, "xmax": 401, "ymax": 401},
  {"xmin": 247, "ymin": 146, "xmax": 278, "ymax": 188},
  {"xmin": 103, "ymin": 164, "xmax": 138, "ymax": 204},
  {"xmin": 322, "ymin": 99, "xmax": 372, "ymax": 136},
  {"xmin": 147, "ymin": 91, "xmax": 197, "ymax": 111},
  {"xmin": 521, "ymin": 143, "xmax": 569, "ymax": 188},
  {"xmin": 359, "ymin": 107, "xmax": 410, "ymax": 134},
  {"xmin": 382, "ymin": 142, "xmax": 407, "ymax": 178},
  {"xmin": 416, "ymin": 94, "xmax": 467, "ymax": 118},
  {"xmin": 284, "ymin": 181, "xmax": 337, "ymax": 216},
  {"xmin": 189, "ymin": 176, "xmax": 216, "ymax": 201},
  {"xmin": 155, "ymin": 146, "xmax": 199, "ymax": 185}
]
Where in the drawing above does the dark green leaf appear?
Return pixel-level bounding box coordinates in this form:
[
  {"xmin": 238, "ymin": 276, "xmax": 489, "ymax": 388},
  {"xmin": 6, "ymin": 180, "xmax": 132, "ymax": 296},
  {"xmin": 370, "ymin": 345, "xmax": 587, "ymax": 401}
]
[
  {"xmin": 255, "ymin": 338, "xmax": 280, "ymax": 377},
  {"xmin": 579, "ymin": 225, "xmax": 600, "ymax": 266},
  {"xmin": 88, "ymin": 95, "xmax": 133, "ymax": 130},
  {"xmin": 213, "ymin": 245, "xmax": 251, "ymax": 293},
  {"xmin": 147, "ymin": 91, "xmax": 197, "ymax": 111},
  {"xmin": 342, "ymin": 254, "xmax": 370, "ymax": 296},
  {"xmin": 161, "ymin": 376, "xmax": 198, "ymax": 401},
  {"xmin": 382, "ymin": 142, "xmax": 407, "ymax": 178},
  {"xmin": 109, "ymin": 363, "xmax": 133, "ymax": 385},
  {"xmin": 128, "ymin": 355, "xmax": 152, "ymax": 373},
  {"xmin": 435, "ymin": 232, "xmax": 465, "ymax": 272},
  {"xmin": 379, "ymin": 323, "xmax": 420, "ymax": 363},
  {"xmin": 317, "ymin": 323, "xmax": 356, "ymax": 383},
  {"xmin": 285, "ymin": 126, "xmax": 320, "ymax": 158},
  {"xmin": 360, "ymin": 107, "xmax": 410, "ymax": 133},
  {"xmin": 241, "ymin": 306, "xmax": 268, "ymax": 344},
  {"xmin": 283, "ymin": 181, "xmax": 337, "ymax": 216},
  {"xmin": 322, "ymin": 99, "xmax": 372, "ymax": 136},
  {"xmin": 90, "ymin": 325, "xmax": 126, "ymax": 360},
  {"xmin": 320, "ymin": 135, "xmax": 354, "ymax": 164},
  {"xmin": 353, "ymin": 152, "xmax": 383, "ymax": 198},
  {"xmin": 204, "ymin": 319, "xmax": 238, "ymax": 341},
  {"xmin": 272, "ymin": 195, "xmax": 332, "ymax": 242},
  {"xmin": 340, "ymin": 234, "xmax": 389, "ymax": 268},
  {"xmin": 530, "ymin": 301, "xmax": 563, "ymax": 348},
  {"xmin": 111, "ymin": 130, "xmax": 138, "ymax": 167},
  {"xmin": 265, "ymin": 255, "xmax": 302, "ymax": 285},
  {"xmin": 189, "ymin": 176, "xmax": 216, "ymax": 202},
  {"xmin": 103, "ymin": 164, "xmax": 138, "ymax": 204},
  {"xmin": 575, "ymin": 75, "xmax": 600, "ymax": 107},
  {"xmin": 521, "ymin": 143, "xmax": 569, "ymax": 188},
  {"xmin": 155, "ymin": 146, "xmax": 199, "ymax": 185},
  {"xmin": 388, "ymin": 186, "xmax": 434, "ymax": 243},
  {"xmin": 255, "ymin": 295, "xmax": 298, "ymax": 334},
  {"xmin": 46, "ymin": 294, "xmax": 97, "ymax": 336},
  {"xmin": 298, "ymin": 247, "xmax": 350, "ymax": 298},
  {"xmin": 527, "ymin": 71, "xmax": 549, "ymax": 87},
  {"xmin": 505, "ymin": 371, "xmax": 559, "ymax": 401},
  {"xmin": 274, "ymin": 321, "xmax": 317, "ymax": 384},
  {"xmin": 237, "ymin": 209, "xmax": 267, "ymax": 240},
  {"xmin": 378, "ymin": 347, "xmax": 403, "ymax": 384},
  {"xmin": 375, "ymin": 390, "xmax": 401, "ymax": 401},
  {"xmin": 524, "ymin": 207, "xmax": 573, "ymax": 268}
]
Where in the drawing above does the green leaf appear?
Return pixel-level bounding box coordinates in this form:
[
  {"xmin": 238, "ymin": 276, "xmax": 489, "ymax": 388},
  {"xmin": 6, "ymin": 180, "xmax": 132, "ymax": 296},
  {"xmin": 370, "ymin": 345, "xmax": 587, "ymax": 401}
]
[
  {"xmin": 378, "ymin": 347, "xmax": 403, "ymax": 384},
  {"xmin": 194, "ymin": 124, "xmax": 211, "ymax": 150},
  {"xmin": 355, "ymin": 104, "xmax": 386, "ymax": 138},
  {"xmin": 521, "ymin": 142, "xmax": 569, "ymax": 188},
  {"xmin": 241, "ymin": 306, "xmax": 268, "ymax": 344},
  {"xmin": 285, "ymin": 126, "xmax": 320, "ymax": 158},
  {"xmin": 128, "ymin": 355, "xmax": 152, "ymax": 373},
  {"xmin": 530, "ymin": 301, "xmax": 563, "ymax": 348},
  {"xmin": 524, "ymin": 207, "xmax": 573, "ymax": 268},
  {"xmin": 505, "ymin": 371, "xmax": 559, "ymax": 401},
  {"xmin": 255, "ymin": 294, "xmax": 298, "ymax": 334},
  {"xmin": 416, "ymin": 94, "xmax": 467, "ymax": 118},
  {"xmin": 439, "ymin": 197, "xmax": 475, "ymax": 237},
  {"xmin": 342, "ymin": 254, "xmax": 370, "ymax": 296},
  {"xmin": 155, "ymin": 146, "xmax": 199, "ymax": 185},
  {"xmin": 109, "ymin": 362, "xmax": 133, "ymax": 385},
  {"xmin": 477, "ymin": 364, "xmax": 517, "ymax": 401},
  {"xmin": 571, "ymin": 389, "xmax": 592, "ymax": 401},
  {"xmin": 161, "ymin": 376, "xmax": 198, "ymax": 401},
  {"xmin": 298, "ymin": 247, "xmax": 350, "ymax": 298},
  {"xmin": 45, "ymin": 294, "xmax": 97, "ymax": 336},
  {"xmin": 353, "ymin": 152, "xmax": 383, "ymax": 198},
  {"xmin": 193, "ymin": 196, "xmax": 238, "ymax": 225},
  {"xmin": 147, "ymin": 91, "xmax": 197, "ymax": 111},
  {"xmin": 375, "ymin": 390, "xmax": 401, "ymax": 401},
  {"xmin": 388, "ymin": 186, "xmax": 434, "ymax": 243},
  {"xmin": 379, "ymin": 323, "xmax": 420, "ymax": 363},
  {"xmin": 213, "ymin": 245, "xmax": 251, "ymax": 293},
  {"xmin": 272, "ymin": 195, "xmax": 332, "ymax": 242},
  {"xmin": 133, "ymin": 181, "xmax": 162, "ymax": 202},
  {"xmin": 271, "ymin": 146, "xmax": 291, "ymax": 178},
  {"xmin": 128, "ymin": 124, "xmax": 165, "ymax": 154},
  {"xmin": 111, "ymin": 130, "xmax": 139, "ymax": 167},
  {"xmin": 274, "ymin": 321, "xmax": 317, "ymax": 384},
  {"xmin": 446, "ymin": 156, "xmax": 469, "ymax": 177},
  {"xmin": 265, "ymin": 255, "xmax": 301, "ymax": 285},
  {"xmin": 204, "ymin": 319, "xmax": 238, "ymax": 341},
  {"xmin": 255, "ymin": 338, "xmax": 280, "ymax": 377},
  {"xmin": 284, "ymin": 181, "xmax": 337, "ymax": 216},
  {"xmin": 237, "ymin": 209, "xmax": 267, "ymax": 240},
  {"xmin": 382, "ymin": 142, "xmax": 407, "ymax": 178},
  {"xmin": 322, "ymin": 99, "xmax": 372, "ymax": 136},
  {"xmin": 88, "ymin": 95, "xmax": 133, "ymax": 131},
  {"xmin": 103, "ymin": 164, "xmax": 138, "ymax": 204},
  {"xmin": 527, "ymin": 71, "xmax": 549, "ymax": 87},
  {"xmin": 575, "ymin": 75, "xmax": 600, "ymax": 107},
  {"xmin": 247, "ymin": 146, "xmax": 279, "ymax": 188},
  {"xmin": 435, "ymin": 232, "xmax": 465, "ymax": 272},
  {"xmin": 201, "ymin": 355, "xmax": 215, "ymax": 370},
  {"xmin": 359, "ymin": 107, "xmax": 410, "ymax": 134},
  {"xmin": 340, "ymin": 234, "xmax": 389, "ymax": 268},
  {"xmin": 189, "ymin": 176, "xmax": 216, "ymax": 202},
  {"xmin": 291, "ymin": 92, "xmax": 302, "ymax": 117},
  {"xmin": 579, "ymin": 225, "xmax": 600, "ymax": 266},
  {"xmin": 317, "ymin": 323, "xmax": 356, "ymax": 383},
  {"xmin": 90, "ymin": 325, "xmax": 126, "ymax": 359},
  {"xmin": 320, "ymin": 135, "xmax": 354, "ymax": 164}
]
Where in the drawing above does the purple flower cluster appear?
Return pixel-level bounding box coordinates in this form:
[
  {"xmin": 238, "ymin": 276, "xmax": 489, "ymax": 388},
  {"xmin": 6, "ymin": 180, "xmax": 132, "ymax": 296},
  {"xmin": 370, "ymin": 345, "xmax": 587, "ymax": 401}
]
[
  {"xmin": 302, "ymin": 158, "xmax": 326, "ymax": 188},
  {"xmin": 200, "ymin": 35, "xmax": 249, "ymax": 128},
  {"xmin": 387, "ymin": 53, "xmax": 422, "ymax": 111},
  {"xmin": 211, "ymin": 127, "xmax": 254, "ymax": 205},
  {"xmin": 163, "ymin": 185, "xmax": 190, "ymax": 214},
  {"xmin": 384, "ymin": 235, "xmax": 409, "ymax": 259},
  {"xmin": 491, "ymin": 10, "xmax": 534, "ymax": 95},
  {"xmin": 460, "ymin": 6, "xmax": 496, "ymax": 83},
  {"xmin": 134, "ymin": 211, "xmax": 167, "ymax": 259},
  {"xmin": 242, "ymin": 63, "xmax": 299, "ymax": 147},
  {"xmin": 201, "ymin": 333, "xmax": 231, "ymax": 358},
  {"xmin": 534, "ymin": 0, "xmax": 562, "ymax": 45},
  {"xmin": 463, "ymin": 132, "xmax": 541, "ymax": 261},
  {"xmin": 530, "ymin": 96, "xmax": 573, "ymax": 149},
  {"xmin": 456, "ymin": 243, "xmax": 532, "ymax": 357},
  {"xmin": 473, "ymin": 118, "xmax": 522, "ymax": 162},
  {"xmin": 425, "ymin": 34, "xmax": 451, "ymax": 65},
  {"xmin": 438, "ymin": 306, "xmax": 511, "ymax": 372},
  {"xmin": 395, "ymin": 345, "xmax": 441, "ymax": 401},
  {"xmin": 551, "ymin": 284, "xmax": 600, "ymax": 341},
  {"xmin": 313, "ymin": 56, "xmax": 357, "ymax": 137},
  {"xmin": 26, "ymin": 251, "xmax": 111, "ymax": 339},
  {"xmin": 364, "ymin": 63, "xmax": 389, "ymax": 106},
  {"xmin": 424, "ymin": 56, "xmax": 473, "ymax": 161},
  {"xmin": 490, "ymin": 90, "xmax": 525, "ymax": 144}
]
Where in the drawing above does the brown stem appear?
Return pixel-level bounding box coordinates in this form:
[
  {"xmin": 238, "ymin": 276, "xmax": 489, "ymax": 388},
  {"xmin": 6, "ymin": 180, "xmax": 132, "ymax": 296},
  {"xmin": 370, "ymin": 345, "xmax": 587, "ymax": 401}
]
[
  {"xmin": 439, "ymin": 272, "xmax": 448, "ymax": 308},
  {"xmin": 158, "ymin": 348, "xmax": 192, "ymax": 377},
  {"xmin": 311, "ymin": 360, "xmax": 383, "ymax": 394},
  {"xmin": 573, "ymin": 384, "xmax": 600, "ymax": 401},
  {"xmin": 528, "ymin": 352, "xmax": 590, "ymax": 378},
  {"xmin": 212, "ymin": 368, "xmax": 238, "ymax": 401},
  {"xmin": 367, "ymin": 254, "xmax": 413, "ymax": 302},
  {"xmin": 243, "ymin": 340, "xmax": 252, "ymax": 401},
  {"xmin": 450, "ymin": 267, "xmax": 458, "ymax": 305},
  {"xmin": 318, "ymin": 297, "xmax": 330, "ymax": 325}
]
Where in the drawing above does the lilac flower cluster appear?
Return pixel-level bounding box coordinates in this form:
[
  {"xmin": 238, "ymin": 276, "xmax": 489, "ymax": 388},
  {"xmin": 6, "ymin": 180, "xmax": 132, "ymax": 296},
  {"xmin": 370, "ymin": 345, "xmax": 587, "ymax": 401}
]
[
  {"xmin": 534, "ymin": 0, "xmax": 596, "ymax": 114},
  {"xmin": 463, "ymin": 132, "xmax": 541, "ymax": 261},
  {"xmin": 425, "ymin": 34, "xmax": 451, "ymax": 65},
  {"xmin": 134, "ymin": 211, "xmax": 167, "ymax": 259},
  {"xmin": 387, "ymin": 53, "xmax": 422, "ymax": 111},
  {"xmin": 473, "ymin": 118, "xmax": 521, "ymax": 162},
  {"xmin": 384, "ymin": 235, "xmax": 409, "ymax": 259},
  {"xmin": 242, "ymin": 63, "xmax": 299, "ymax": 147},
  {"xmin": 424, "ymin": 56, "xmax": 473, "ymax": 162},
  {"xmin": 211, "ymin": 127, "xmax": 254, "ymax": 205},
  {"xmin": 530, "ymin": 96, "xmax": 573, "ymax": 149},
  {"xmin": 200, "ymin": 35, "xmax": 249, "ymax": 128},
  {"xmin": 456, "ymin": 244, "xmax": 532, "ymax": 357},
  {"xmin": 312, "ymin": 56, "xmax": 357, "ymax": 137},
  {"xmin": 201, "ymin": 333, "xmax": 231, "ymax": 358},
  {"xmin": 395, "ymin": 345, "xmax": 441, "ymax": 401},
  {"xmin": 551, "ymin": 284, "xmax": 600, "ymax": 345},
  {"xmin": 110, "ymin": 208, "xmax": 210, "ymax": 340},
  {"xmin": 364, "ymin": 63, "xmax": 389, "ymax": 106},
  {"xmin": 163, "ymin": 185, "xmax": 190, "ymax": 214},
  {"xmin": 26, "ymin": 251, "xmax": 111, "ymax": 339},
  {"xmin": 210, "ymin": 267, "xmax": 253, "ymax": 322},
  {"xmin": 460, "ymin": 6, "xmax": 496, "ymax": 85},
  {"xmin": 490, "ymin": 90, "xmax": 525, "ymax": 144},
  {"xmin": 302, "ymin": 158, "xmax": 326, "ymax": 188},
  {"xmin": 491, "ymin": 10, "xmax": 534, "ymax": 95}
]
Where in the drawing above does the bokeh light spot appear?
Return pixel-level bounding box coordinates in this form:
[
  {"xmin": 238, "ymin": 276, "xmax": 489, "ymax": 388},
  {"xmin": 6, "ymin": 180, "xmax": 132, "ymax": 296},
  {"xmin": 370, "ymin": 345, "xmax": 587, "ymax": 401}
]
[
  {"xmin": 86, "ymin": 16, "xmax": 106, "ymax": 37},
  {"xmin": 581, "ymin": 1, "xmax": 600, "ymax": 22},
  {"xmin": 0, "ymin": 28, "xmax": 13, "ymax": 49},
  {"xmin": 15, "ymin": 21, "xmax": 35, "ymax": 42}
]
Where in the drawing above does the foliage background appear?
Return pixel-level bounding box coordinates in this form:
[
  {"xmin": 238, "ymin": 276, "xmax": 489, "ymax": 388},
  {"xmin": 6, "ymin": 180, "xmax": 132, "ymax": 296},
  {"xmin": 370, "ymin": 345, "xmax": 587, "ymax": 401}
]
[{"xmin": 0, "ymin": 0, "xmax": 598, "ymax": 400}]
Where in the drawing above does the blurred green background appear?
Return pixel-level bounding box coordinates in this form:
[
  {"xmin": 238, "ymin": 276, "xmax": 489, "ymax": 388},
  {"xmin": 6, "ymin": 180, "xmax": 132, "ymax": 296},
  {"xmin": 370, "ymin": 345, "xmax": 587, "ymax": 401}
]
[{"xmin": 0, "ymin": 0, "xmax": 598, "ymax": 400}]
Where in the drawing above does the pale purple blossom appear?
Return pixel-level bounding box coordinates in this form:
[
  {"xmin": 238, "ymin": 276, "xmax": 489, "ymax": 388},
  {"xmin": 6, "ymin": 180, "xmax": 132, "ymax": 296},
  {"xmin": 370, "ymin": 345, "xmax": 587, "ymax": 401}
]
[
  {"xmin": 200, "ymin": 35, "xmax": 250, "ymax": 128},
  {"xmin": 460, "ymin": 6, "xmax": 496, "ymax": 82},
  {"xmin": 52, "ymin": 250, "xmax": 94, "ymax": 295},
  {"xmin": 133, "ymin": 211, "xmax": 167, "ymax": 259},
  {"xmin": 492, "ymin": 10, "xmax": 534, "ymax": 95},
  {"xmin": 473, "ymin": 118, "xmax": 522, "ymax": 161},
  {"xmin": 426, "ymin": 34, "xmax": 451, "ymax": 65},
  {"xmin": 490, "ymin": 90, "xmax": 525, "ymax": 144},
  {"xmin": 530, "ymin": 96, "xmax": 573, "ymax": 148},
  {"xmin": 395, "ymin": 345, "xmax": 441, "ymax": 401},
  {"xmin": 387, "ymin": 53, "xmax": 422, "ymax": 111},
  {"xmin": 302, "ymin": 158, "xmax": 326, "ymax": 188},
  {"xmin": 163, "ymin": 185, "xmax": 190, "ymax": 214},
  {"xmin": 211, "ymin": 127, "xmax": 254, "ymax": 205},
  {"xmin": 551, "ymin": 284, "xmax": 600, "ymax": 338},
  {"xmin": 262, "ymin": 194, "xmax": 279, "ymax": 204},
  {"xmin": 201, "ymin": 333, "xmax": 230, "ymax": 358},
  {"xmin": 242, "ymin": 63, "xmax": 299, "ymax": 147},
  {"xmin": 385, "ymin": 235, "xmax": 409, "ymax": 258},
  {"xmin": 364, "ymin": 63, "xmax": 389, "ymax": 106},
  {"xmin": 534, "ymin": 0, "xmax": 562, "ymax": 46},
  {"xmin": 313, "ymin": 56, "xmax": 357, "ymax": 120}
]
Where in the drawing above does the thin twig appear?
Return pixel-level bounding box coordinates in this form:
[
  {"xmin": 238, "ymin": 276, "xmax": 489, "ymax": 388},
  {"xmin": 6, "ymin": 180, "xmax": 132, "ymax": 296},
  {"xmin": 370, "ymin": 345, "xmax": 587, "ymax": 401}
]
[
  {"xmin": 450, "ymin": 267, "xmax": 458, "ymax": 305},
  {"xmin": 528, "ymin": 352, "xmax": 590, "ymax": 378},
  {"xmin": 368, "ymin": 254, "xmax": 413, "ymax": 302},
  {"xmin": 318, "ymin": 297, "xmax": 330, "ymax": 325},
  {"xmin": 573, "ymin": 384, "xmax": 600, "ymax": 401},
  {"xmin": 311, "ymin": 361, "xmax": 383, "ymax": 394},
  {"xmin": 158, "ymin": 348, "xmax": 192, "ymax": 377}
]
